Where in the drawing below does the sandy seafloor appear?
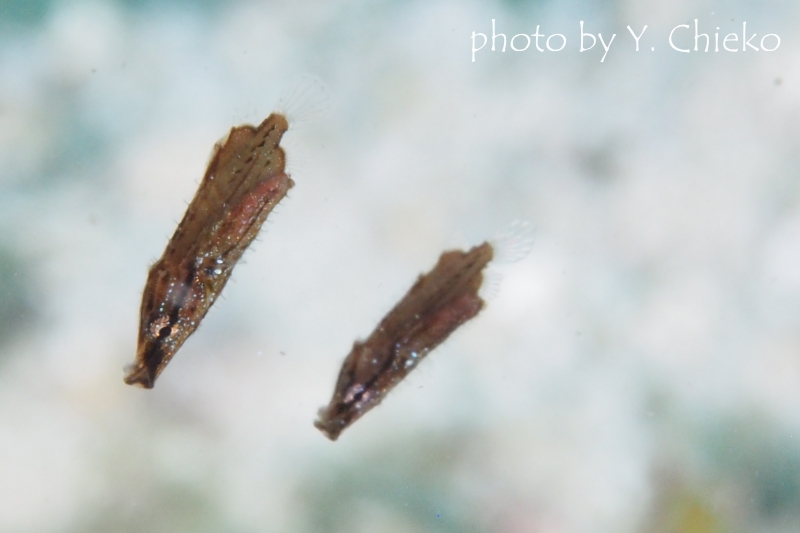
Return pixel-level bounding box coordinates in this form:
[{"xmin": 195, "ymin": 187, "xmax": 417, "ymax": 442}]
[{"xmin": 1, "ymin": 1, "xmax": 800, "ymax": 532}]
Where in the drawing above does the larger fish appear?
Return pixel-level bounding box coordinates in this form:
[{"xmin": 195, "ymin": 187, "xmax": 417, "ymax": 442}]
[{"xmin": 125, "ymin": 113, "xmax": 293, "ymax": 388}]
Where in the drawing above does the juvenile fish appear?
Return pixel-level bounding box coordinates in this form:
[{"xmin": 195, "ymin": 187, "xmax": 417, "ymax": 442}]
[
  {"xmin": 314, "ymin": 242, "xmax": 494, "ymax": 440},
  {"xmin": 315, "ymin": 222, "xmax": 533, "ymax": 440},
  {"xmin": 125, "ymin": 113, "xmax": 293, "ymax": 388}
]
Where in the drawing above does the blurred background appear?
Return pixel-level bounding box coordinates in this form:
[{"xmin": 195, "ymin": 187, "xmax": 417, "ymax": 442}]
[{"xmin": 1, "ymin": 0, "xmax": 799, "ymax": 531}]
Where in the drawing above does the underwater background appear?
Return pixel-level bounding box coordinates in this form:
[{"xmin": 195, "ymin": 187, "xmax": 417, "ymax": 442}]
[{"xmin": 0, "ymin": 0, "xmax": 799, "ymax": 531}]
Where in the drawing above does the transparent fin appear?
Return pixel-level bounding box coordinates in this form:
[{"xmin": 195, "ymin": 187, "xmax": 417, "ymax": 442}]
[
  {"xmin": 283, "ymin": 140, "xmax": 311, "ymax": 181},
  {"xmin": 479, "ymin": 268, "xmax": 504, "ymax": 302},
  {"xmin": 489, "ymin": 220, "xmax": 535, "ymax": 264},
  {"xmin": 276, "ymin": 74, "xmax": 330, "ymax": 126}
]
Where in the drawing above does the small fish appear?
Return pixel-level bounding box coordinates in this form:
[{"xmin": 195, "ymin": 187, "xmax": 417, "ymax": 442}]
[
  {"xmin": 125, "ymin": 113, "xmax": 293, "ymax": 388},
  {"xmin": 315, "ymin": 223, "xmax": 533, "ymax": 440}
]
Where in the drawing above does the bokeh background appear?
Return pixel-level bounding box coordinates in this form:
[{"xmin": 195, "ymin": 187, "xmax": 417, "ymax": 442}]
[{"xmin": 1, "ymin": 0, "xmax": 800, "ymax": 531}]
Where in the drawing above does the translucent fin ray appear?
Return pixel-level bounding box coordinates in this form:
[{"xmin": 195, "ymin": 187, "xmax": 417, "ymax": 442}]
[
  {"xmin": 479, "ymin": 269, "xmax": 504, "ymax": 302},
  {"xmin": 490, "ymin": 220, "xmax": 534, "ymax": 264},
  {"xmin": 276, "ymin": 74, "xmax": 329, "ymax": 126}
]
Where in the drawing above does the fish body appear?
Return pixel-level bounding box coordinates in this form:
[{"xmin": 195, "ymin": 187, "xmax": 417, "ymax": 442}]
[
  {"xmin": 315, "ymin": 242, "xmax": 494, "ymax": 440},
  {"xmin": 125, "ymin": 113, "xmax": 293, "ymax": 388}
]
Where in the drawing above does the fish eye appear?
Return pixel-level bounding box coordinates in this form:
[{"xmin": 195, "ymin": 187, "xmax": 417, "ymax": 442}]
[{"xmin": 158, "ymin": 326, "xmax": 172, "ymax": 339}]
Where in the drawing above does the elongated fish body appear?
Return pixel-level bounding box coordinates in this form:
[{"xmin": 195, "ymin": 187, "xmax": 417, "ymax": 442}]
[
  {"xmin": 125, "ymin": 113, "xmax": 293, "ymax": 388},
  {"xmin": 315, "ymin": 242, "xmax": 494, "ymax": 440}
]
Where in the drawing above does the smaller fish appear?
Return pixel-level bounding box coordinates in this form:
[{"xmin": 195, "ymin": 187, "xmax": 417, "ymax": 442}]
[
  {"xmin": 315, "ymin": 223, "xmax": 533, "ymax": 440},
  {"xmin": 125, "ymin": 112, "xmax": 293, "ymax": 389}
]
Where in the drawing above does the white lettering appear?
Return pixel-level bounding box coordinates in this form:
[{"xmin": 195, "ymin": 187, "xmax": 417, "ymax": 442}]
[
  {"xmin": 669, "ymin": 24, "xmax": 690, "ymax": 53},
  {"xmin": 761, "ymin": 34, "xmax": 780, "ymax": 51},
  {"xmin": 510, "ymin": 33, "xmax": 531, "ymax": 52},
  {"xmin": 723, "ymin": 33, "xmax": 738, "ymax": 52},
  {"xmin": 471, "ymin": 32, "xmax": 487, "ymax": 62},
  {"xmin": 580, "ymin": 21, "xmax": 596, "ymax": 52},
  {"xmin": 627, "ymin": 25, "xmax": 647, "ymax": 51},
  {"xmin": 742, "ymin": 22, "xmax": 759, "ymax": 51},
  {"xmin": 532, "ymin": 25, "xmax": 544, "ymax": 52},
  {"xmin": 492, "ymin": 19, "xmax": 506, "ymax": 52},
  {"xmin": 547, "ymin": 34, "xmax": 566, "ymax": 52},
  {"xmin": 598, "ymin": 33, "xmax": 616, "ymax": 62},
  {"xmin": 694, "ymin": 19, "xmax": 709, "ymax": 52}
]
